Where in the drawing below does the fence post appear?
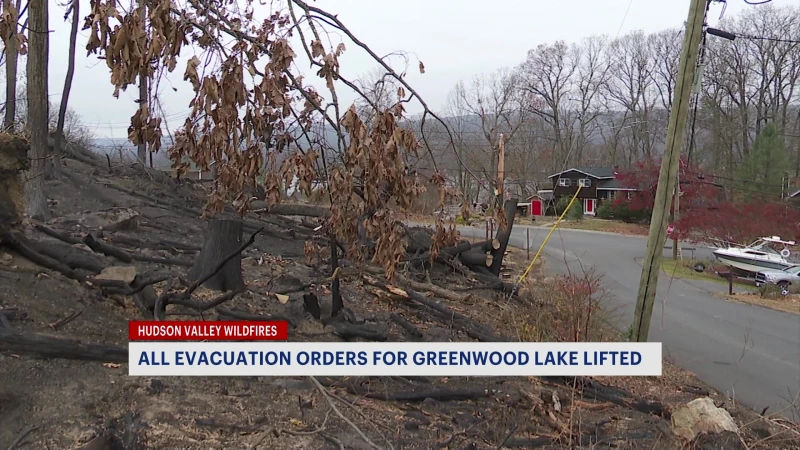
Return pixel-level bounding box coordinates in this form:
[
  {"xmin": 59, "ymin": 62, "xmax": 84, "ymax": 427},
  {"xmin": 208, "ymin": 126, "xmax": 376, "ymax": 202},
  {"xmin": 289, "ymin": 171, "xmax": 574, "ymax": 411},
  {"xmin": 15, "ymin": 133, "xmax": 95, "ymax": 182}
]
[{"xmin": 526, "ymin": 228, "xmax": 530, "ymax": 260}]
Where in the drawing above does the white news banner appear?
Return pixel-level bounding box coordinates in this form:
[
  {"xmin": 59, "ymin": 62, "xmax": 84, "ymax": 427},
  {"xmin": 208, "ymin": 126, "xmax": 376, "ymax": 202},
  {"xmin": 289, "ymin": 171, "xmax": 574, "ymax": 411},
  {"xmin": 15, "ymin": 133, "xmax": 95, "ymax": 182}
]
[{"xmin": 129, "ymin": 342, "xmax": 662, "ymax": 377}]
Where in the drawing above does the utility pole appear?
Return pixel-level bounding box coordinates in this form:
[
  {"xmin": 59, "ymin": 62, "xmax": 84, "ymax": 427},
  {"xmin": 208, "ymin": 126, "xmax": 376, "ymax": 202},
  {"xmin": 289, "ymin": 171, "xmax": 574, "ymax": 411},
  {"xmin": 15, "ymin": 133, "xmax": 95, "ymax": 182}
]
[
  {"xmin": 631, "ymin": 0, "xmax": 709, "ymax": 343},
  {"xmin": 495, "ymin": 134, "xmax": 505, "ymax": 211}
]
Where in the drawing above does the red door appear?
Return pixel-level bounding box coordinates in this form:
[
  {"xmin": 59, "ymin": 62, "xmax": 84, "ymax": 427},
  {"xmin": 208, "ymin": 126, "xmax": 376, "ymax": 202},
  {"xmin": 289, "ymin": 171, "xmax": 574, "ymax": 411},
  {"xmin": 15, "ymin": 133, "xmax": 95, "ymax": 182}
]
[
  {"xmin": 530, "ymin": 199, "xmax": 542, "ymax": 216},
  {"xmin": 584, "ymin": 199, "xmax": 595, "ymax": 214}
]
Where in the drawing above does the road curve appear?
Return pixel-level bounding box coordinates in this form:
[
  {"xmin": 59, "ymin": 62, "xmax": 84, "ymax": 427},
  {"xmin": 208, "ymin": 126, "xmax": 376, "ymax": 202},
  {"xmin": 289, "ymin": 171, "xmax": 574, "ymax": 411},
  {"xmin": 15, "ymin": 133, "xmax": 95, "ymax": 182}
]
[{"xmin": 453, "ymin": 224, "xmax": 800, "ymax": 420}]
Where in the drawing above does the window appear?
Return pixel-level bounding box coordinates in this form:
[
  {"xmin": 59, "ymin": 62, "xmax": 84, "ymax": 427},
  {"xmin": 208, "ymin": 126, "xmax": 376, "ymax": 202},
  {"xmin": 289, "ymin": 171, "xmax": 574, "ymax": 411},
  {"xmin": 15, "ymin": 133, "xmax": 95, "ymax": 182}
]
[
  {"xmin": 558, "ymin": 178, "xmax": 570, "ymax": 187},
  {"xmin": 578, "ymin": 178, "xmax": 592, "ymax": 187}
]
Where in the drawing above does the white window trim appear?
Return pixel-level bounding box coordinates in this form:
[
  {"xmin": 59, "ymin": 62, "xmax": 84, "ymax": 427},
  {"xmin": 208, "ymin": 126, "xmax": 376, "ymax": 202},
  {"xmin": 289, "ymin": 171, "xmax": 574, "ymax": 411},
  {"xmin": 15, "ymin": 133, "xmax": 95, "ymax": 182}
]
[
  {"xmin": 578, "ymin": 178, "xmax": 592, "ymax": 187},
  {"xmin": 558, "ymin": 178, "xmax": 570, "ymax": 187}
]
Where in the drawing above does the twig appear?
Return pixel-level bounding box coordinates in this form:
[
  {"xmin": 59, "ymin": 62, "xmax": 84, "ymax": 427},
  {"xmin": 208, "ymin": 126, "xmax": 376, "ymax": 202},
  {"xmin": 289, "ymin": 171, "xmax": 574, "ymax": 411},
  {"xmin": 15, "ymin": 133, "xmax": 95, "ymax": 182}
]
[
  {"xmin": 308, "ymin": 376, "xmax": 383, "ymax": 450},
  {"xmin": 170, "ymin": 289, "xmax": 244, "ymax": 312},
  {"xmin": 48, "ymin": 310, "xmax": 83, "ymax": 331},
  {"xmin": 6, "ymin": 425, "xmax": 39, "ymax": 450}
]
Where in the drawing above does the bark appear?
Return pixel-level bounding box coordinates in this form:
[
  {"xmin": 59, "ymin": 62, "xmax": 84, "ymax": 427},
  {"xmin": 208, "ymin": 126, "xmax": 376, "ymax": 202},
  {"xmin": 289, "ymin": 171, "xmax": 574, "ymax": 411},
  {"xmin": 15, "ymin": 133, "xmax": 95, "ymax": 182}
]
[
  {"xmin": 459, "ymin": 250, "xmax": 493, "ymax": 268},
  {"xmin": 50, "ymin": 0, "xmax": 80, "ymax": 179},
  {"xmin": 187, "ymin": 218, "xmax": 246, "ymax": 292},
  {"xmin": 488, "ymin": 198, "xmax": 517, "ymax": 276},
  {"xmin": 2, "ymin": 0, "xmax": 21, "ymax": 131},
  {"xmin": 23, "ymin": 0, "xmax": 50, "ymax": 220}
]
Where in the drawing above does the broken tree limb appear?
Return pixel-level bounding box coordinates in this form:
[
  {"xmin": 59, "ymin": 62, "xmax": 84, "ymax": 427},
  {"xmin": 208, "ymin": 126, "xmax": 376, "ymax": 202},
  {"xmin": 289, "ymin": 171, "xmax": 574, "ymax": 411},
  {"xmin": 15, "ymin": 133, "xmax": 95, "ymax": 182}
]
[
  {"xmin": 32, "ymin": 223, "xmax": 82, "ymax": 245},
  {"xmin": 489, "ymin": 198, "xmax": 518, "ymax": 277},
  {"xmin": 389, "ymin": 313, "xmax": 423, "ymax": 339},
  {"xmin": 83, "ymin": 233, "xmax": 133, "ymax": 262},
  {"xmin": 329, "ymin": 320, "xmax": 387, "ymax": 342},
  {"xmin": 0, "ymin": 329, "xmax": 128, "ymax": 363},
  {"xmin": 249, "ymin": 201, "xmax": 329, "ymax": 217},
  {"xmin": 215, "ymin": 307, "xmax": 297, "ymax": 328},
  {"xmin": 318, "ymin": 378, "xmax": 495, "ymax": 402},
  {"xmin": 82, "ymin": 232, "xmax": 193, "ymax": 267},
  {"xmin": 169, "ymin": 289, "xmax": 245, "ymax": 312},
  {"xmin": 363, "ymin": 275, "xmax": 508, "ymax": 342}
]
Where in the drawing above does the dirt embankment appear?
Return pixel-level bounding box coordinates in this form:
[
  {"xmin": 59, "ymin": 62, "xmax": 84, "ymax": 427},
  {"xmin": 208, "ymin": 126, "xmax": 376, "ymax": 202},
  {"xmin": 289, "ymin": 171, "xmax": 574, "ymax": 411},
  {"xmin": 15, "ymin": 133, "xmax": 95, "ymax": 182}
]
[{"xmin": 0, "ymin": 155, "xmax": 798, "ymax": 450}]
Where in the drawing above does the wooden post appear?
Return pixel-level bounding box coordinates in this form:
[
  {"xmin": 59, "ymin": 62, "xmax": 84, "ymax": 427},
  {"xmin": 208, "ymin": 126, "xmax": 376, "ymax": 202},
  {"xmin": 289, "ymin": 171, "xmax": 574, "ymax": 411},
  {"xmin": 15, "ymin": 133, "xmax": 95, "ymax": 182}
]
[
  {"xmin": 631, "ymin": 0, "xmax": 709, "ymax": 343},
  {"xmin": 526, "ymin": 226, "xmax": 531, "ymax": 258},
  {"xmin": 728, "ymin": 274, "xmax": 733, "ymax": 295},
  {"xmin": 495, "ymin": 134, "xmax": 505, "ymax": 211}
]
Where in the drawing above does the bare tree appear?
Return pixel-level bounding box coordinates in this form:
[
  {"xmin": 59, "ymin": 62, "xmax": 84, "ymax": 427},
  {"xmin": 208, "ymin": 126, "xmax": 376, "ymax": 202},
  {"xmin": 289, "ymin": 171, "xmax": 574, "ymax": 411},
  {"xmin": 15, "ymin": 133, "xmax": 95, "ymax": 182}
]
[
  {"xmin": 51, "ymin": 0, "xmax": 80, "ymax": 179},
  {"xmin": 604, "ymin": 31, "xmax": 658, "ymax": 165},
  {"xmin": 519, "ymin": 40, "xmax": 577, "ymax": 171},
  {"xmin": 449, "ymin": 67, "xmax": 531, "ymax": 203}
]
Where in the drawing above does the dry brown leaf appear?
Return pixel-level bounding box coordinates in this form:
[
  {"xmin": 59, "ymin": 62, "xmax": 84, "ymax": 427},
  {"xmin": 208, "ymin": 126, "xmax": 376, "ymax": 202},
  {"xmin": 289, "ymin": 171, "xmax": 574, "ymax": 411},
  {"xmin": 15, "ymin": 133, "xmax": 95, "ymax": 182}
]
[{"xmin": 103, "ymin": 363, "xmax": 121, "ymax": 369}]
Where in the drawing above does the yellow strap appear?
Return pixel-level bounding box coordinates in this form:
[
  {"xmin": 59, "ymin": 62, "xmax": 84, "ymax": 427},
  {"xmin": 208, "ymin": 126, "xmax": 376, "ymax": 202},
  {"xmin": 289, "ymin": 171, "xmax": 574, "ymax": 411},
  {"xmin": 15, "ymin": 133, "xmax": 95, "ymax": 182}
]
[{"xmin": 515, "ymin": 185, "xmax": 583, "ymax": 286}]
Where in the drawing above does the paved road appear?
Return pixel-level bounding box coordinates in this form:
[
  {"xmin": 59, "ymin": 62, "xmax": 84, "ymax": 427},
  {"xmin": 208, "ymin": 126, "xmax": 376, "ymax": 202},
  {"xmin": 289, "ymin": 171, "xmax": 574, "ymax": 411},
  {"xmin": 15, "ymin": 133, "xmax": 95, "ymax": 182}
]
[{"xmin": 455, "ymin": 224, "xmax": 800, "ymax": 420}]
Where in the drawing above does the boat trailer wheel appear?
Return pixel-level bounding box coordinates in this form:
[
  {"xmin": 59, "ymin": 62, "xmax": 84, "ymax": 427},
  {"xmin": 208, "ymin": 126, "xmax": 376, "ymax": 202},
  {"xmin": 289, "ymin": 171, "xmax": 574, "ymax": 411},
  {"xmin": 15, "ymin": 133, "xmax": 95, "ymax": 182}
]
[{"xmin": 693, "ymin": 262, "xmax": 706, "ymax": 272}]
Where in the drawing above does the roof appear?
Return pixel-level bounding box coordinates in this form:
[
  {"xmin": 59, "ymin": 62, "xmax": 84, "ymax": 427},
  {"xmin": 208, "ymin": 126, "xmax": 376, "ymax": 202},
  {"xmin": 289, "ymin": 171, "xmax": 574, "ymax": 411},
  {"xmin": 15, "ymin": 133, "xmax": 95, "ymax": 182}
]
[
  {"xmin": 547, "ymin": 167, "xmax": 616, "ymax": 179},
  {"xmin": 596, "ymin": 179, "xmax": 636, "ymax": 190},
  {"xmin": 790, "ymin": 189, "xmax": 800, "ymax": 198},
  {"xmin": 527, "ymin": 190, "xmax": 554, "ymax": 201}
]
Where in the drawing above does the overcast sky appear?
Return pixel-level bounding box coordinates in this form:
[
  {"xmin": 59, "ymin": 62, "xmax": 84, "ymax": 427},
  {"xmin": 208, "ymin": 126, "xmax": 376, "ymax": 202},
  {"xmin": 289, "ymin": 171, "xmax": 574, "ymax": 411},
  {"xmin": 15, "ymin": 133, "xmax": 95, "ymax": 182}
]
[{"xmin": 37, "ymin": 0, "xmax": 798, "ymax": 138}]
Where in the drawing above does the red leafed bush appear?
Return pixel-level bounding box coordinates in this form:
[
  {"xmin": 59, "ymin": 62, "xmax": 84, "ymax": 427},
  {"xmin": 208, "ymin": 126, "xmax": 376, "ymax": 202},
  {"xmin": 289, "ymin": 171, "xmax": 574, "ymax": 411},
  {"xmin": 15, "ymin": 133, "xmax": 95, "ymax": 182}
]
[
  {"xmin": 675, "ymin": 201, "xmax": 800, "ymax": 244},
  {"xmin": 611, "ymin": 159, "xmax": 719, "ymax": 222}
]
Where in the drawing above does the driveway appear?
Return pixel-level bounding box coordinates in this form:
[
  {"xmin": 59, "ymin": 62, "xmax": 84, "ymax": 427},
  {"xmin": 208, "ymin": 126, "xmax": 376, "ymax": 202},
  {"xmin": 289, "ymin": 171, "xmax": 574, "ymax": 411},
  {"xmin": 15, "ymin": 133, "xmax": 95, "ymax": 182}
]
[{"xmin": 454, "ymin": 224, "xmax": 800, "ymax": 420}]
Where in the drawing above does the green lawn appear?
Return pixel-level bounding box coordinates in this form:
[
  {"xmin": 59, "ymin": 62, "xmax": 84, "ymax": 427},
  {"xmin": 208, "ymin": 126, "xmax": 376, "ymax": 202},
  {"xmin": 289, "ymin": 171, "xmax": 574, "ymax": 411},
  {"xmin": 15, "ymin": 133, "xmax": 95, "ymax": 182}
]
[{"xmin": 660, "ymin": 258, "xmax": 751, "ymax": 287}]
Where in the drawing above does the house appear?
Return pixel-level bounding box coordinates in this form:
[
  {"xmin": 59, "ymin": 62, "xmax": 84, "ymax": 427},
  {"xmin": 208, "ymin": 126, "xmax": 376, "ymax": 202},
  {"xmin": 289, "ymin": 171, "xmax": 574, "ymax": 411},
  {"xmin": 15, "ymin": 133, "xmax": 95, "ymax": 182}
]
[
  {"xmin": 527, "ymin": 190, "xmax": 555, "ymax": 216},
  {"xmin": 547, "ymin": 167, "xmax": 636, "ymax": 216}
]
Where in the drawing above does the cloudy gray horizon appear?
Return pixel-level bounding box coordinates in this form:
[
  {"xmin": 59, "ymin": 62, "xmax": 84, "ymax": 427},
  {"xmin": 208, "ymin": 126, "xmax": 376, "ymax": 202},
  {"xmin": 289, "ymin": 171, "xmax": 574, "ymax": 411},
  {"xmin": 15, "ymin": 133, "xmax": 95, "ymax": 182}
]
[{"xmin": 30, "ymin": 0, "xmax": 800, "ymax": 138}]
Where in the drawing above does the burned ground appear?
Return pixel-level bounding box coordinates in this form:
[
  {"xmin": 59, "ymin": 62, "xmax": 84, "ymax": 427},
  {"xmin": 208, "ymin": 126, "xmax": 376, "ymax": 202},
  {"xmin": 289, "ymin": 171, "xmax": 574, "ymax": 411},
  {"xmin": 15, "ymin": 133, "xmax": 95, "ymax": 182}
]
[{"xmin": 0, "ymin": 156, "xmax": 798, "ymax": 450}]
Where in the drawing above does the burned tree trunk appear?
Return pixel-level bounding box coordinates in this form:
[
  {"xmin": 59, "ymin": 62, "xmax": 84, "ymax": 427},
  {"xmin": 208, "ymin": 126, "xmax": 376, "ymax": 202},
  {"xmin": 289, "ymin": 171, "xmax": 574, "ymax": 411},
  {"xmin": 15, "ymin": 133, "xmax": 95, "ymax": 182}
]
[
  {"xmin": 187, "ymin": 219, "xmax": 246, "ymax": 292},
  {"xmin": 488, "ymin": 198, "xmax": 518, "ymax": 277}
]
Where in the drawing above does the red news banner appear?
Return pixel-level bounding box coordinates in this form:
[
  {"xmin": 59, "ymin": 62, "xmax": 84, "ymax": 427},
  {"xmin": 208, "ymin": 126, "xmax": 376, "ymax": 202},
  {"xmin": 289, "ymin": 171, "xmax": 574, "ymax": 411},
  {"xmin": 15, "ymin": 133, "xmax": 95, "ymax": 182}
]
[{"xmin": 129, "ymin": 321, "xmax": 289, "ymax": 341}]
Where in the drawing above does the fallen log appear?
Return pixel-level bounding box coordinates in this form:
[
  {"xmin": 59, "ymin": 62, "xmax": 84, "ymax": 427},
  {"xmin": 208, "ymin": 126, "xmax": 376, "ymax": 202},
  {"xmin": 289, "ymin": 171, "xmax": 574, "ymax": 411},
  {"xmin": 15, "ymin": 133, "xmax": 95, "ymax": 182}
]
[
  {"xmin": 0, "ymin": 231, "xmax": 87, "ymax": 283},
  {"xmin": 459, "ymin": 250, "xmax": 493, "ymax": 268},
  {"xmin": 108, "ymin": 233, "xmax": 200, "ymax": 253},
  {"xmin": 0, "ymin": 330, "xmax": 128, "ymax": 363},
  {"xmin": 29, "ymin": 240, "xmax": 108, "ymax": 274}
]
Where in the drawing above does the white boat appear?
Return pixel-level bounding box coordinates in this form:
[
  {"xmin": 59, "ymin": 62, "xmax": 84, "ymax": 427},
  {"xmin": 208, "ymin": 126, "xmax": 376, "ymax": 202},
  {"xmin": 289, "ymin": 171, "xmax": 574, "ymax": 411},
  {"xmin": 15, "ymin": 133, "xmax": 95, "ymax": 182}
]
[{"xmin": 712, "ymin": 236, "xmax": 797, "ymax": 275}]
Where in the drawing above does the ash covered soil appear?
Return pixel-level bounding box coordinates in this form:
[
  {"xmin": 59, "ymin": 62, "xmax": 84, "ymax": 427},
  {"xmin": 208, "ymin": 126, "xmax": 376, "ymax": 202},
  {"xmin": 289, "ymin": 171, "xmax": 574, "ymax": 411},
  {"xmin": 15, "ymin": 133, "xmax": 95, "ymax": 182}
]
[{"xmin": 0, "ymin": 158, "xmax": 798, "ymax": 450}]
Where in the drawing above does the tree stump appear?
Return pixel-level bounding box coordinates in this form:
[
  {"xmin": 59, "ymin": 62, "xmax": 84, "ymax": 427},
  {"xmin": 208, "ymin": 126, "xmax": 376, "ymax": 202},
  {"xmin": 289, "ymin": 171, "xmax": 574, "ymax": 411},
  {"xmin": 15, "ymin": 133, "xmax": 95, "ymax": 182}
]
[{"xmin": 187, "ymin": 219, "xmax": 246, "ymax": 292}]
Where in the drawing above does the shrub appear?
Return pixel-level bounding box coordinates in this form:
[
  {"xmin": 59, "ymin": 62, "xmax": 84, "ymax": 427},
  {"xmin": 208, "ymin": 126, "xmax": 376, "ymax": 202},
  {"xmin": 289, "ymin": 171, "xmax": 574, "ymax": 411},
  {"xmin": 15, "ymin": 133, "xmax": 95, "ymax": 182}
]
[
  {"xmin": 596, "ymin": 202, "xmax": 613, "ymax": 219},
  {"xmin": 508, "ymin": 269, "xmax": 618, "ymax": 343},
  {"xmin": 609, "ymin": 200, "xmax": 651, "ymax": 223},
  {"xmin": 556, "ymin": 196, "xmax": 583, "ymax": 221}
]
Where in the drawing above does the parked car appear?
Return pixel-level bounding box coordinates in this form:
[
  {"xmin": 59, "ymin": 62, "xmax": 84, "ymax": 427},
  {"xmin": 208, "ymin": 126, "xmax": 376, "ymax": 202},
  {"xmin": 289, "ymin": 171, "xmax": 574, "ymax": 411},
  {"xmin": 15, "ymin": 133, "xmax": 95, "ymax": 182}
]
[{"xmin": 754, "ymin": 264, "xmax": 800, "ymax": 296}]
